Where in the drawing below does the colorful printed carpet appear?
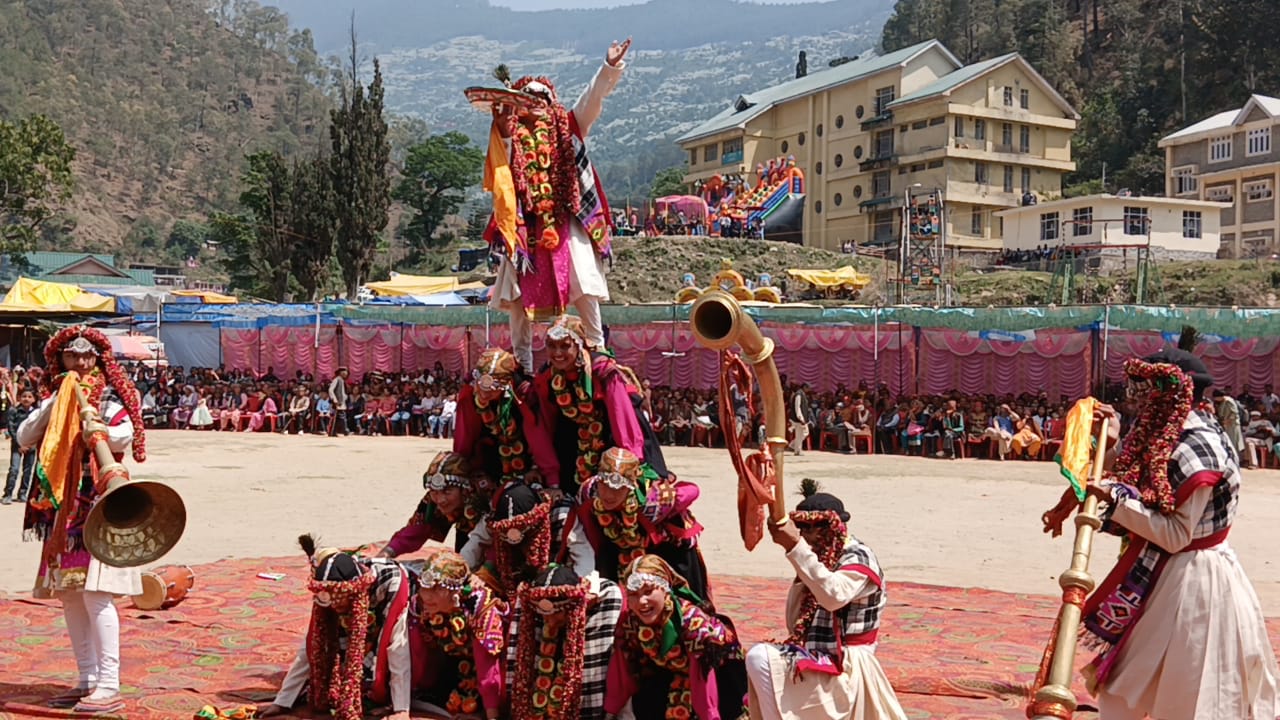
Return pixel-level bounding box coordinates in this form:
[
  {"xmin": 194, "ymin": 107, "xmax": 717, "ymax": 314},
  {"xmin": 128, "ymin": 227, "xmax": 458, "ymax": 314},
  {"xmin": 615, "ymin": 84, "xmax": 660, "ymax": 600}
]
[{"xmin": 2, "ymin": 555, "xmax": 1278, "ymax": 719}]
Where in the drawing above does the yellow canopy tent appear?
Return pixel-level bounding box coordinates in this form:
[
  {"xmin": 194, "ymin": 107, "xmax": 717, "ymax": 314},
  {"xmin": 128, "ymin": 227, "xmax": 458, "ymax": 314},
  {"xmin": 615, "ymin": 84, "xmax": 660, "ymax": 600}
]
[
  {"xmin": 364, "ymin": 273, "xmax": 485, "ymax": 297},
  {"xmin": 786, "ymin": 266, "xmax": 872, "ymax": 291},
  {"xmin": 0, "ymin": 277, "xmax": 116, "ymax": 312},
  {"xmin": 169, "ymin": 289, "xmax": 238, "ymax": 304}
]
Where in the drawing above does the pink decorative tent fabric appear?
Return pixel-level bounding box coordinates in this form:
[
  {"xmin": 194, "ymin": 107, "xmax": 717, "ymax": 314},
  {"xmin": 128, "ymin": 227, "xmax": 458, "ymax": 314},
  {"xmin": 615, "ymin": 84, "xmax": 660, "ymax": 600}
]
[{"xmin": 917, "ymin": 329, "xmax": 1093, "ymax": 399}]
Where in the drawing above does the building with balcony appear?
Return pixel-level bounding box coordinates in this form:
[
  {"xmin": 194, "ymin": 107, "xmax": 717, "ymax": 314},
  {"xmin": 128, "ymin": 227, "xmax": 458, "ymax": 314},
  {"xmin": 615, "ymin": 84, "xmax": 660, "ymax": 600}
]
[
  {"xmin": 1158, "ymin": 94, "xmax": 1280, "ymax": 258},
  {"xmin": 996, "ymin": 194, "xmax": 1228, "ymax": 260},
  {"xmin": 675, "ymin": 40, "xmax": 1078, "ymax": 252}
]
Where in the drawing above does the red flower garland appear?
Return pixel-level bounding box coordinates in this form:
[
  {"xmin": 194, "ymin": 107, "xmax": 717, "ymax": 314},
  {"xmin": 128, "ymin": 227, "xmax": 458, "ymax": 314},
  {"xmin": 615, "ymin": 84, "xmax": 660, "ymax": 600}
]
[
  {"xmin": 476, "ymin": 396, "xmax": 530, "ymax": 482},
  {"xmin": 42, "ymin": 326, "xmax": 146, "ymax": 462},
  {"xmin": 304, "ymin": 570, "xmax": 376, "ymax": 720},
  {"xmin": 627, "ymin": 604, "xmax": 694, "ymax": 720},
  {"xmin": 550, "ymin": 369, "xmax": 605, "ymax": 485},
  {"xmin": 1109, "ymin": 359, "xmax": 1193, "ymax": 514},
  {"xmin": 592, "ymin": 492, "xmax": 646, "ymax": 566},
  {"xmin": 487, "ymin": 500, "xmax": 552, "ymax": 596},
  {"xmin": 511, "ymin": 578, "xmax": 591, "ymax": 720},
  {"xmin": 784, "ymin": 509, "xmax": 846, "ymax": 647},
  {"xmin": 504, "ymin": 83, "xmax": 581, "ymax": 236}
]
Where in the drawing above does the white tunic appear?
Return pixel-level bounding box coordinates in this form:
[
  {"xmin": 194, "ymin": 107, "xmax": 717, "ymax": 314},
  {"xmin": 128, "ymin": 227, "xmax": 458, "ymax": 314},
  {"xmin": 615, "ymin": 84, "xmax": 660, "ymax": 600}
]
[
  {"xmin": 1097, "ymin": 485, "xmax": 1280, "ymax": 719},
  {"xmin": 18, "ymin": 395, "xmax": 143, "ymax": 597},
  {"xmin": 490, "ymin": 61, "xmax": 622, "ymax": 313}
]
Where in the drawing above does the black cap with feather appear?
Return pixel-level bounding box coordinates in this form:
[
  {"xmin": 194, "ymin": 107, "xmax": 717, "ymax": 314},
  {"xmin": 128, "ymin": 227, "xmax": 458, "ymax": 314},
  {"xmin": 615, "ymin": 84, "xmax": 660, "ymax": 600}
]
[{"xmin": 1140, "ymin": 324, "xmax": 1214, "ymax": 395}]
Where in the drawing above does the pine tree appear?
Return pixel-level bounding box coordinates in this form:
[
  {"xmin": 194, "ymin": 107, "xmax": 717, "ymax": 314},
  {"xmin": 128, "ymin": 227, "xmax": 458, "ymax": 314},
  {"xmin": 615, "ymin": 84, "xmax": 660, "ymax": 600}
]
[
  {"xmin": 289, "ymin": 155, "xmax": 337, "ymax": 301},
  {"xmin": 329, "ymin": 20, "xmax": 391, "ymax": 299},
  {"xmin": 237, "ymin": 150, "xmax": 296, "ymax": 301}
]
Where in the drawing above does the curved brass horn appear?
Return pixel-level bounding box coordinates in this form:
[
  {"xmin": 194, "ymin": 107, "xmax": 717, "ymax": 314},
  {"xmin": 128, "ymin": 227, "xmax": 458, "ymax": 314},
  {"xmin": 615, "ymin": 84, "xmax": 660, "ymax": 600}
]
[{"xmin": 689, "ymin": 290, "xmax": 787, "ymax": 522}]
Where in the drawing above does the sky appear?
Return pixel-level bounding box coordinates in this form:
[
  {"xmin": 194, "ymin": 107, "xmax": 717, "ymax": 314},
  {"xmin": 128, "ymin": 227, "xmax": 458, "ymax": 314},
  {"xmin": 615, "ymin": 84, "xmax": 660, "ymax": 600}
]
[{"xmin": 492, "ymin": 0, "xmax": 815, "ymax": 9}]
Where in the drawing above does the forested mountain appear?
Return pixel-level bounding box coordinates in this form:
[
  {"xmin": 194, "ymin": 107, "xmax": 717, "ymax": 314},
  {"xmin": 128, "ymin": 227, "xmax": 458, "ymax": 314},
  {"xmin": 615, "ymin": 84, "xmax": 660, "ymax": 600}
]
[
  {"xmin": 880, "ymin": 0, "xmax": 1280, "ymax": 194},
  {"xmin": 0, "ymin": 0, "xmax": 331, "ymax": 250}
]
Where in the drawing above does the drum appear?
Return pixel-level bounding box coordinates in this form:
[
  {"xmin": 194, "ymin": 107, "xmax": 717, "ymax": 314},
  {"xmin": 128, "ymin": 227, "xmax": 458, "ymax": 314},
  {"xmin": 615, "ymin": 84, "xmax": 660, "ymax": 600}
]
[{"xmin": 132, "ymin": 565, "xmax": 195, "ymax": 610}]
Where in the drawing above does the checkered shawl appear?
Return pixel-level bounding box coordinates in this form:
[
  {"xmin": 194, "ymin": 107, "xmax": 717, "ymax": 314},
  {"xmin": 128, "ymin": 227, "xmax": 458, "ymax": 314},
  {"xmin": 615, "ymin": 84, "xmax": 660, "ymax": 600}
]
[
  {"xmin": 1084, "ymin": 409, "xmax": 1238, "ymax": 652},
  {"xmin": 568, "ymin": 116, "xmax": 612, "ymax": 259},
  {"xmin": 805, "ymin": 541, "xmax": 885, "ymax": 657},
  {"xmin": 505, "ymin": 577, "xmax": 623, "ymax": 720},
  {"xmin": 550, "ymin": 497, "xmax": 574, "ymax": 559},
  {"xmin": 366, "ymin": 557, "xmax": 412, "ymax": 626}
]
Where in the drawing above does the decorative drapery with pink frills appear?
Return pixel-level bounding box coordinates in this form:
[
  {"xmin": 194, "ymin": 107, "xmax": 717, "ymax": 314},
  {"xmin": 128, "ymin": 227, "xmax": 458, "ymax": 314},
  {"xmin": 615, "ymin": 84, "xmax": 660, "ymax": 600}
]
[
  {"xmin": 219, "ymin": 327, "xmax": 341, "ymax": 379},
  {"xmin": 1103, "ymin": 332, "xmax": 1280, "ymax": 391},
  {"xmin": 918, "ymin": 329, "xmax": 1092, "ymax": 398}
]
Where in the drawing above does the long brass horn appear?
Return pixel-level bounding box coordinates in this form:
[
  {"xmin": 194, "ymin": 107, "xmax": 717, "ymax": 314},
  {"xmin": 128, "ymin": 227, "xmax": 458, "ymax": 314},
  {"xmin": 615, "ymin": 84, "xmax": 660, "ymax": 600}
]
[
  {"xmin": 75, "ymin": 376, "xmax": 187, "ymax": 568},
  {"xmin": 1027, "ymin": 415, "xmax": 1110, "ymax": 719},
  {"xmin": 689, "ymin": 289, "xmax": 787, "ymax": 522}
]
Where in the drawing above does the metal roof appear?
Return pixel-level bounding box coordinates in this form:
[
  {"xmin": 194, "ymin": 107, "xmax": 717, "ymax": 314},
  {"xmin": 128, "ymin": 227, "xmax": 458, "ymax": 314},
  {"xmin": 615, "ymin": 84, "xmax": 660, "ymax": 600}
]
[
  {"xmin": 675, "ymin": 40, "xmax": 958, "ymax": 144},
  {"xmin": 888, "ymin": 53, "xmax": 1017, "ymax": 107},
  {"xmin": 1160, "ymin": 94, "xmax": 1280, "ymax": 146}
]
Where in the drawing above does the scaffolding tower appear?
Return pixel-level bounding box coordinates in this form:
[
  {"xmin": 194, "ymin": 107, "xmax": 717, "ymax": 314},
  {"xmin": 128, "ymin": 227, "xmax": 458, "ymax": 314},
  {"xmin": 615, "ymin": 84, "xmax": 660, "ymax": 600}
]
[
  {"xmin": 894, "ymin": 188, "xmax": 946, "ymax": 305},
  {"xmin": 1046, "ymin": 217, "xmax": 1164, "ymax": 304}
]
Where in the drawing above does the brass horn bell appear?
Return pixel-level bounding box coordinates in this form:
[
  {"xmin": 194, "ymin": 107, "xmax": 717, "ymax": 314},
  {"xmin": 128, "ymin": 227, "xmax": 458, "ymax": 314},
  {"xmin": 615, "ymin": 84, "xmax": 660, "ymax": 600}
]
[{"xmin": 83, "ymin": 474, "xmax": 187, "ymax": 568}]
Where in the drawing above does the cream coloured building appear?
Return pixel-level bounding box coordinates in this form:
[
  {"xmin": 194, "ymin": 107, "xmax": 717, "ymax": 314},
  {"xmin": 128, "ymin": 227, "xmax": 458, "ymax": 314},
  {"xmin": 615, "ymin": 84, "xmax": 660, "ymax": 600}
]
[
  {"xmin": 996, "ymin": 194, "xmax": 1227, "ymax": 259},
  {"xmin": 675, "ymin": 40, "xmax": 1079, "ymax": 252},
  {"xmin": 1159, "ymin": 94, "xmax": 1280, "ymax": 258}
]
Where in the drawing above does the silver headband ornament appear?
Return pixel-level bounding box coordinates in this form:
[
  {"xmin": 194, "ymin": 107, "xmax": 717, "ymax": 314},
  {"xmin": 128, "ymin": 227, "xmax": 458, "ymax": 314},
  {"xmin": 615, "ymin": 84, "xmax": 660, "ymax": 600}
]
[
  {"xmin": 625, "ymin": 571, "xmax": 670, "ymax": 594},
  {"xmin": 546, "ymin": 322, "xmax": 584, "ymax": 348},
  {"xmin": 426, "ymin": 473, "xmax": 469, "ymax": 492},
  {"xmin": 422, "ymin": 568, "xmax": 466, "ymax": 593},
  {"xmin": 596, "ymin": 471, "xmax": 636, "ymax": 491},
  {"xmin": 64, "ymin": 336, "xmax": 100, "ymax": 356}
]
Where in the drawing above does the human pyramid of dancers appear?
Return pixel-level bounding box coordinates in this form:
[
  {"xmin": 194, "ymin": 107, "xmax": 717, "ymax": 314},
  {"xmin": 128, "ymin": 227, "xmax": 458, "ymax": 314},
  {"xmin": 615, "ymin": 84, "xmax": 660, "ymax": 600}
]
[{"xmin": 257, "ymin": 313, "xmax": 908, "ymax": 720}]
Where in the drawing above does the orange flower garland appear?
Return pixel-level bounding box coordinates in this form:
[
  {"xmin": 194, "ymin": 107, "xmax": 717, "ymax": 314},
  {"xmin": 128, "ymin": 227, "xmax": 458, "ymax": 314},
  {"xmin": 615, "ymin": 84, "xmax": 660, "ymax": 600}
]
[
  {"xmin": 424, "ymin": 603, "xmax": 481, "ymax": 715},
  {"xmin": 633, "ymin": 619, "xmax": 694, "ymax": 719},
  {"xmin": 592, "ymin": 492, "xmax": 647, "ymax": 566},
  {"xmin": 1109, "ymin": 358, "xmax": 1193, "ymax": 514},
  {"xmin": 550, "ymin": 369, "xmax": 606, "ymax": 485},
  {"xmin": 476, "ymin": 394, "xmax": 530, "ymax": 482}
]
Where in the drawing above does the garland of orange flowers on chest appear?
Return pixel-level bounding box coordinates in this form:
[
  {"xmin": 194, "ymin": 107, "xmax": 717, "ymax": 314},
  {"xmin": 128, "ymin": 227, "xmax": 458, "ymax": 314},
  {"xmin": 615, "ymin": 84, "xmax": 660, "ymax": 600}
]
[
  {"xmin": 592, "ymin": 490, "xmax": 647, "ymax": 566},
  {"xmin": 550, "ymin": 369, "xmax": 605, "ymax": 485},
  {"xmin": 476, "ymin": 393, "xmax": 530, "ymax": 481},
  {"xmin": 416, "ymin": 594, "xmax": 482, "ymax": 716},
  {"xmin": 506, "ymin": 97, "xmax": 579, "ymax": 251},
  {"xmin": 625, "ymin": 601, "xmax": 695, "ymax": 720},
  {"xmin": 511, "ymin": 580, "xmax": 590, "ymax": 720}
]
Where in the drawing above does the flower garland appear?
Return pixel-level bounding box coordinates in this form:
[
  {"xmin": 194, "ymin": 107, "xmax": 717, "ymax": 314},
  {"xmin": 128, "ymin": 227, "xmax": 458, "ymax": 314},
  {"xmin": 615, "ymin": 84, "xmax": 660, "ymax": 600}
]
[
  {"xmin": 487, "ymin": 501, "xmax": 552, "ymax": 596},
  {"xmin": 511, "ymin": 578, "xmax": 590, "ymax": 720},
  {"xmin": 504, "ymin": 84, "xmax": 580, "ymax": 245},
  {"xmin": 42, "ymin": 326, "xmax": 147, "ymax": 463},
  {"xmin": 476, "ymin": 395, "xmax": 531, "ymax": 482},
  {"xmin": 550, "ymin": 369, "xmax": 606, "ymax": 485},
  {"xmin": 304, "ymin": 571, "xmax": 376, "ymax": 720},
  {"xmin": 784, "ymin": 509, "xmax": 846, "ymax": 647},
  {"xmin": 628, "ymin": 605, "xmax": 694, "ymax": 720},
  {"xmin": 592, "ymin": 492, "xmax": 647, "ymax": 567},
  {"xmin": 1110, "ymin": 359, "xmax": 1193, "ymax": 514}
]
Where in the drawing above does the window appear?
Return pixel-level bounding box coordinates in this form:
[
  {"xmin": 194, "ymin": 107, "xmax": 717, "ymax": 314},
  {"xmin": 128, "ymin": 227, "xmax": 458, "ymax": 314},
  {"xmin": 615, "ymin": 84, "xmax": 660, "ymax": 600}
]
[
  {"xmin": 874, "ymin": 86, "xmax": 896, "ymax": 116},
  {"xmin": 781, "ymin": 140, "xmax": 789, "ymax": 153},
  {"xmin": 974, "ymin": 162, "xmax": 990, "ymax": 185},
  {"xmin": 816, "ymin": 123, "xmax": 824, "ymax": 138},
  {"xmin": 929, "ymin": 116, "xmax": 946, "ymax": 126},
  {"xmin": 855, "ymin": 105, "xmax": 865, "ymax": 119},
  {"xmin": 688, "ymin": 149, "xmax": 697, "ymax": 165},
  {"xmin": 927, "ymin": 159, "xmax": 944, "ymax": 169},
  {"xmin": 1021, "ymin": 168, "xmax": 1032, "ymax": 193},
  {"xmin": 1003, "ymin": 165, "xmax": 1014, "ymax": 192},
  {"xmin": 1247, "ymin": 127, "xmax": 1272, "ymax": 157},
  {"xmin": 910, "ymin": 163, "xmax": 925, "ymax": 172},
  {"xmin": 1172, "ymin": 166, "xmax": 1198, "ymax": 196},
  {"xmin": 853, "ymin": 185, "xmax": 863, "ymax": 198},
  {"xmin": 814, "ymin": 200, "xmax": 822, "ymax": 214},
  {"xmin": 974, "ymin": 119, "xmax": 986, "ymax": 141},
  {"xmin": 1019, "ymin": 125, "xmax": 1031, "ymax": 153},
  {"xmin": 1206, "ymin": 185, "xmax": 1234, "ymax": 202},
  {"xmin": 1072, "ymin": 207, "xmax": 1093, "ymax": 237},
  {"xmin": 954, "ymin": 117, "xmax": 964, "ymax": 138},
  {"xmin": 703, "ymin": 143, "xmax": 719, "ymax": 163},
  {"xmin": 1003, "ymin": 86, "xmax": 1014, "ymax": 106},
  {"xmin": 898, "ymin": 167, "xmax": 909, "ymax": 175},
  {"xmin": 798, "ymin": 132, "xmax": 806, "ymax": 146},
  {"xmin": 1040, "ymin": 211, "xmax": 1060, "ymax": 241},
  {"xmin": 873, "ymin": 129, "xmax": 894, "ymax": 157},
  {"xmin": 1245, "ymin": 179, "xmax": 1273, "ymax": 202},
  {"xmin": 971, "ymin": 209, "xmax": 984, "ymax": 236},
  {"xmin": 835, "ymin": 115, "xmax": 844, "ymax": 129},
  {"xmin": 834, "ymin": 192, "xmax": 843, "ymax": 207},
  {"xmin": 1020, "ymin": 89, "xmax": 1030, "ymax": 109},
  {"xmin": 1124, "ymin": 206, "xmax": 1150, "ymax": 235},
  {"xmin": 1209, "ymin": 135, "xmax": 1232, "ymax": 163},
  {"xmin": 834, "ymin": 153, "xmax": 843, "ymax": 168},
  {"xmin": 1001, "ymin": 123, "xmax": 1013, "ymax": 148},
  {"xmin": 815, "ymin": 161, "xmax": 823, "ymax": 175},
  {"xmin": 912, "ymin": 120, "xmax": 927, "ymax": 130},
  {"xmin": 872, "ymin": 171, "xmax": 891, "ymax": 197},
  {"xmin": 721, "ymin": 138, "xmax": 743, "ymax": 164},
  {"xmin": 853, "ymin": 145, "xmax": 864, "ymax": 159},
  {"xmin": 1183, "ymin": 211, "xmax": 1203, "ymax": 239}
]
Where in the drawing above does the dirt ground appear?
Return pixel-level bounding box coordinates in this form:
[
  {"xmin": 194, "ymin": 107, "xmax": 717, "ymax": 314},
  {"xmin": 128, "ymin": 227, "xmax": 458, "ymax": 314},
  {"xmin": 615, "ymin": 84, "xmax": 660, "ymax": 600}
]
[{"xmin": 3, "ymin": 432, "xmax": 1280, "ymax": 613}]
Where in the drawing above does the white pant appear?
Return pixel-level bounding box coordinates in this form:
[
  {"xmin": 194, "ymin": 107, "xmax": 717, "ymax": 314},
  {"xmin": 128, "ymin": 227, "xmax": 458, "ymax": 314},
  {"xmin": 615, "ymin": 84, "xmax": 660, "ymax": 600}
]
[
  {"xmin": 1097, "ymin": 691, "xmax": 1154, "ymax": 720},
  {"xmin": 508, "ymin": 295, "xmax": 604, "ymax": 375},
  {"xmin": 61, "ymin": 590, "xmax": 121, "ymax": 693},
  {"xmin": 746, "ymin": 643, "xmax": 785, "ymax": 720}
]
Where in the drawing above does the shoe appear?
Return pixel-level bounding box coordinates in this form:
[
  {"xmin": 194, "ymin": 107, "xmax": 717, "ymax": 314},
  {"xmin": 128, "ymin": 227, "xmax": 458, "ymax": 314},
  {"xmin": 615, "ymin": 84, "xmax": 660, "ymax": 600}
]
[
  {"xmin": 1, "ymin": 496, "xmax": 10, "ymax": 505},
  {"xmin": 47, "ymin": 687, "xmax": 93, "ymax": 708},
  {"xmin": 71, "ymin": 695, "xmax": 126, "ymax": 715}
]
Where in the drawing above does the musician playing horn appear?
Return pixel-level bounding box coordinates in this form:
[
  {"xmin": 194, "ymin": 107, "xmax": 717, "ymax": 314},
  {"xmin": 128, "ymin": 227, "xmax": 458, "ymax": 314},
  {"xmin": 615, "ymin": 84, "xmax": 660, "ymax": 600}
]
[{"xmin": 17, "ymin": 325, "xmax": 147, "ymax": 715}]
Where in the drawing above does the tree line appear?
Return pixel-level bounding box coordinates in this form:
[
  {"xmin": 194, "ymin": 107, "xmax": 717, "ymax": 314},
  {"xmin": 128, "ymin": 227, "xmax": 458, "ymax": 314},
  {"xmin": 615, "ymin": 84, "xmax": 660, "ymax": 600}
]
[{"xmin": 881, "ymin": 0, "xmax": 1280, "ymax": 194}]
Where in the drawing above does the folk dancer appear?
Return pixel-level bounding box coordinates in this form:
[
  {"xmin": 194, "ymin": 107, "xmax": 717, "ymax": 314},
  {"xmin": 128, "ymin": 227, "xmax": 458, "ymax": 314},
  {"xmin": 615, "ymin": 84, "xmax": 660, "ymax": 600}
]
[
  {"xmin": 745, "ymin": 481, "xmax": 908, "ymax": 720},
  {"xmin": 454, "ymin": 347, "xmax": 560, "ymax": 487},
  {"xmin": 482, "ymin": 39, "xmax": 632, "ymax": 374},
  {"xmin": 18, "ymin": 326, "xmax": 147, "ymax": 715},
  {"xmin": 409, "ymin": 550, "xmax": 508, "ymax": 720},
  {"xmin": 572, "ymin": 446, "xmax": 712, "ymax": 602},
  {"xmin": 260, "ymin": 535, "xmax": 413, "ymax": 720},
  {"xmin": 533, "ymin": 314, "xmax": 669, "ymax": 497},
  {"xmin": 381, "ymin": 451, "xmax": 496, "ymax": 558},
  {"xmin": 507, "ymin": 564, "xmax": 631, "ymax": 720},
  {"xmin": 463, "ymin": 481, "xmax": 594, "ymax": 597},
  {"xmin": 1042, "ymin": 346, "xmax": 1280, "ymax": 720},
  {"xmin": 605, "ymin": 555, "xmax": 748, "ymax": 720}
]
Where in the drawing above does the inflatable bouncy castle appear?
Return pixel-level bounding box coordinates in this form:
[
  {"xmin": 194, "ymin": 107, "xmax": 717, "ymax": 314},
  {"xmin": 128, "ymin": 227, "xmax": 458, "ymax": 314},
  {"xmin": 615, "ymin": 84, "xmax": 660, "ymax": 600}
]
[{"xmin": 693, "ymin": 155, "xmax": 806, "ymax": 244}]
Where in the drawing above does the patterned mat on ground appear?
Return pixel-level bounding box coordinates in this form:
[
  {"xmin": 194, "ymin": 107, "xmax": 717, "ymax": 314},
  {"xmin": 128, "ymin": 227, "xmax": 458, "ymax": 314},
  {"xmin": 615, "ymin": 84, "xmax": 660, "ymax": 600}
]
[{"xmin": 3, "ymin": 555, "xmax": 1278, "ymax": 719}]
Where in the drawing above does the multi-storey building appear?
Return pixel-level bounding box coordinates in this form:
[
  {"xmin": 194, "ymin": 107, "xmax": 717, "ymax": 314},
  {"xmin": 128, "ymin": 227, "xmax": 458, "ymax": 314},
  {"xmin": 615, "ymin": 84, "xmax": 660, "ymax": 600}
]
[
  {"xmin": 1159, "ymin": 94, "xmax": 1280, "ymax": 258},
  {"xmin": 675, "ymin": 39, "xmax": 1078, "ymax": 252}
]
